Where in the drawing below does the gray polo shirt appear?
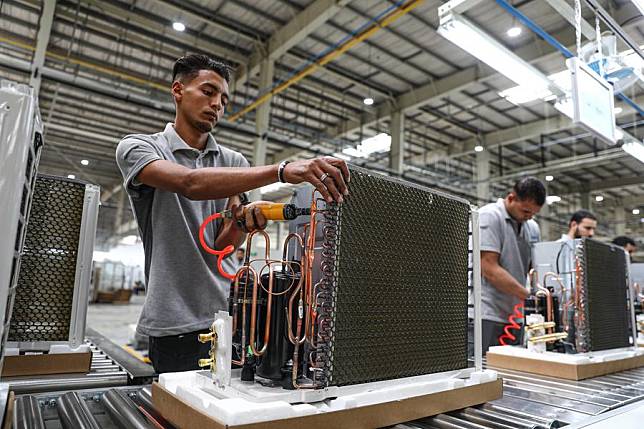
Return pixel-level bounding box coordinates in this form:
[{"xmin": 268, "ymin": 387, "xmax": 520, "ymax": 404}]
[
  {"xmin": 476, "ymin": 199, "xmax": 541, "ymax": 323},
  {"xmin": 115, "ymin": 123, "xmax": 249, "ymax": 337}
]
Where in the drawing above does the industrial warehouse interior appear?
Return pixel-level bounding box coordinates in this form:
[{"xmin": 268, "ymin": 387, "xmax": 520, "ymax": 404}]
[{"xmin": 1, "ymin": 0, "xmax": 644, "ymax": 427}]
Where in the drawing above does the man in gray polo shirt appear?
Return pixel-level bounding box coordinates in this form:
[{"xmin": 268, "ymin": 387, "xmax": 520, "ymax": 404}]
[
  {"xmin": 476, "ymin": 177, "xmax": 545, "ymax": 352},
  {"xmin": 116, "ymin": 55, "xmax": 349, "ymax": 373}
]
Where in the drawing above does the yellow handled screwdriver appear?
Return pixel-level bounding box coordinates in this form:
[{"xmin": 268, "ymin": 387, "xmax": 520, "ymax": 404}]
[{"xmin": 221, "ymin": 203, "xmax": 311, "ymax": 222}]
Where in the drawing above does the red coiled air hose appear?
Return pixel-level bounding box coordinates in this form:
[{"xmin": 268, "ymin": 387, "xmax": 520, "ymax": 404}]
[
  {"xmin": 498, "ymin": 302, "xmax": 524, "ymax": 346},
  {"xmin": 199, "ymin": 213, "xmax": 236, "ymax": 280}
]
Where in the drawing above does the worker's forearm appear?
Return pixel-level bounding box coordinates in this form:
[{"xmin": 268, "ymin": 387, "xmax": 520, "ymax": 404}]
[
  {"xmin": 484, "ymin": 266, "xmax": 529, "ymax": 300},
  {"xmin": 185, "ymin": 165, "xmax": 279, "ymax": 200}
]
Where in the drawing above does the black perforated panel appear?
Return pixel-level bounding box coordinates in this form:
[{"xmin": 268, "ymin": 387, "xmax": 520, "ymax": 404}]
[
  {"xmin": 580, "ymin": 239, "xmax": 630, "ymax": 352},
  {"xmin": 8, "ymin": 175, "xmax": 85, "ymax": 342},
  {"xmin": 317, "ymin": 167, "xmax": 470, "ymax": 387}
]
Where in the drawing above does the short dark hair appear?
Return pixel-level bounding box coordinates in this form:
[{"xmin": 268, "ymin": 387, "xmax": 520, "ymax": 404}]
[
  {"xmin": 512, "ymin": 177, "xmax": 546, "ymax": 206},
  {"xmin": 612, "ymin": 236, "xmax": 636, "ymax": 248},
  {"xmin": 172, "ymin": 54, "xmax": 232, "ymax": 84},
  {"xmin": 569, "ymin": 209, "xmax": 596, "ymax": 227},
  {"xmin": 236, "ymin": 247, "xmax": 245, "ymax": 252}
]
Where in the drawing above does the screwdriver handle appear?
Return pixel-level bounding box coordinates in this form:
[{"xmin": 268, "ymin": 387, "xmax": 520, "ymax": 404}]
[
  {"xmin": 252, "ymin": 203, "xmax": 310, "ymax": 221},
  {"xmin": 256, "ymin": 203, "xmax": 288, "ymax": 221}
]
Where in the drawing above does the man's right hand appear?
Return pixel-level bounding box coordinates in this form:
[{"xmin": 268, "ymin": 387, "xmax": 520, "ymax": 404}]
[{"xmin": 282, "ymin": 157, "xmax": 350, "ymax": 204}]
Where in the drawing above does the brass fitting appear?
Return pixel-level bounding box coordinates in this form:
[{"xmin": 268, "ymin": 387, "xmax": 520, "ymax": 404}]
[
  {"xmin": 199, "ymin": 332, "xmax": 217, "ymax": 343},
  {"xmin": 198, "ymin": 358, "xmax": 214, "ymax": 368}
]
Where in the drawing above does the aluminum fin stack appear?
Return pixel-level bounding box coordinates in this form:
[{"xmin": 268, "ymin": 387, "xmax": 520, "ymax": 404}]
[{"xmin": 316, "ymin": 167, "xmax": 471, "ymax": 387}]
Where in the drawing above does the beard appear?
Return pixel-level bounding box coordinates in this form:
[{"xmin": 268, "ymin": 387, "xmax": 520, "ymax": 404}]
[
  {"xmin": 194, "ymin": 119, "xmax": 213, "ymax": 133},
  {"xmin": 574, "ymin": 226, "xmax": 583, "ymax": 239}
]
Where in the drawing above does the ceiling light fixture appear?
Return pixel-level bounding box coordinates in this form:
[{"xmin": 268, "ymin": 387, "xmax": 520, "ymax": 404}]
[
  {"xmin": 622, "ymin": 141, "xmax": 644, "ymax": 164},
  {"xmin": 67, "ymin": 174, "xmax": 76, "ymax": 179},
  {"xmin": 546, "ymin": 195, "xmax": 561, "ymax": 204},
  {"xmin": 474, "ymin": 145, "xmax": 484, "ymax": 152},
  {"xmin": 80, "ymin": 159, "xmax": 89, "ymax": 166},
  {"xmin": 506, "ymin": 26, "xmax": 522, "ymax": 37},
  {"xmin": 595, "ymin": 195, "xmax": 604, "ymax": 202},
  {"xmin": 633, "ymin": 208, "xmax": 641, "ymax": 215},
  {"xmin": 363, "ymin": 97, "xmax": 374, "ymax": 106},
  {"xmin": 614, "ymin": 107, "xmax": 623, "ymax": 114},
  {"xmin": 438, "ymin": 13, "xmax": 552, "ymax": 90},
  {"xmin": 545, "ymin": 175, "xmax": 554, "ymax": 182},
  {"xmin": 172, "ymin": 22, "xmax": 186, "ymax": 32}
]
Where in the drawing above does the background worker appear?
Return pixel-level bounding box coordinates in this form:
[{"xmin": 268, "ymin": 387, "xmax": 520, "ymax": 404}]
[
  {"xmin": 116, "ymin": 54, "xmax": 349, "ymax": 373},
  {"xmin": 559, "ymin": 210, "xmax": 597, "ymax": 241},
  {"xmin": 473, "ymin": 177, "xmax": 546, "ymax": 353},
  {"xmin": 613, "ymin": 236, "xmax": 637, "ymax": 262}
]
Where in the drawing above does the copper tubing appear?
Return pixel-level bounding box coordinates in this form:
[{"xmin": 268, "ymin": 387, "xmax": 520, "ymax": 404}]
[
  {"xmin": 543, "ymin": 272, "xmax": 567, "ymax": 305},
  {"xmin": 247, "ymin": 230, "xmax": 273, "ymax": 357},
  {"xmin": 289, "ymin": 192, "xmax": 323, "ymax": 388},
  {"xmin": 528, "ymin": 268, "xmax": 539, "ymax": 293},
  {"xmin": 534, "ymin": 287, "xmax": 554, "ymax": 334},
  {"xmin": 543, "ymin": 272, "xmax": 569, "ymax": 333},
  {"xmin": 282, "ymin": 232, "xmax": 304, "ymax": 265},
  {"xmin": 574, "ymin": 257, "xmax": 585, "ymax": 334},
  {"xmin": 304, "ymin": 192, "xmax": 323, "ymax": 346},
  {"xmin": 287, "ymin": 273, "xmax": 306, "ymax": 345},
  {"xmin": 231, "ymin": 265, "xmax": 257, "ymax": 366}
]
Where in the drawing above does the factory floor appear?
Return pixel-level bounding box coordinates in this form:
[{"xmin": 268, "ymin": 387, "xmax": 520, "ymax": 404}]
[{"xmin": 87, "ymin": 294, "xmax": 145, "ymax": 347}]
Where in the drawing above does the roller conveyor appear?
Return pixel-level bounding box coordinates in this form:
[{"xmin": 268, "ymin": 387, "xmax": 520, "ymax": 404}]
[
  {"xmin": 3, "ymin": 328, "xmax": 155, "ymax": 395},
  {"xmin": 10, "ymin": 360, "xmax": 644, "ymax": 428},
  {"xmin": 395, "ymin": 364, "xmax": 644, "ymax": 429}
]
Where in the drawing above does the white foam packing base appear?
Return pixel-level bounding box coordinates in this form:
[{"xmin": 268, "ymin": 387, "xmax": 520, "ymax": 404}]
[
  {"xmin": 488, "ymin": 345, "xmax": 644, "ymax": 364},
  {"xmin": 159, "ymin": 368, "xmax": 498, "ymax": 427}
]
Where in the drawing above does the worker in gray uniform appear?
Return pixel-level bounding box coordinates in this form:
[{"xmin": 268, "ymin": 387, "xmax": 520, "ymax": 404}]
[
  {"xmin": 473, "ymin": 177, "xmax": 546, "ymax": 353},
  {"xmin": 558, "ymin": 210, "xmax": 597, "ymax": 242},
  {"xmin": 116, "ymin": 54, "xmax": 349, "ymax": 373}
]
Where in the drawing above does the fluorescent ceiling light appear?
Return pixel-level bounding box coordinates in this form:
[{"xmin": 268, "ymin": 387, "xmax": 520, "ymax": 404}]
[
  {"xmin": 614, "ymin": 107, "xmax": 623, "ymax": 114},
  {"xmin": 633, "ymin": 208, "xmax": 641, "ymax": 215},
  {"xmin": 595, "ymin": 195, "xmax": 604, "ymax": 202},
  {"xmin": 438, "ymin": 13, "xmax": 552, "ymax": 90},
  {"xmin": 499, "ymin": 70, "xmax": 570, "ymax": 105},
  {"xmin": 119, "ymin": 235, "xmax": 138, "ymax": 245},
  {"xmin": 631, "ymin": 0, "xmax": 644, "ymax": 15},
  {"xmin": 342, "ymin": 133, "xmax": 391, "ymax": 159},
  {"xmin": 474, "ymin": 145, "xmax": 484, "ymax": 152},
  {"xmin": 506, "ymin": 26, "xmax": 522, "ymax": 37},
  {"xmin": 546, "ymin": 195, "xmax": 561, "ymax": 204},
  {"xmin": 545, "ymin": 175, "xmax": 554, "ymax": 182},
  {"xmin": 363, "ymin": 97, "xmax": 374, "ymax": 105},
  {"xmin": 80, "ymin": 159, "xmax": 89, "ymax": 166},
  {"xmin": 172, "ymin": 22, "xmax": 186, "ymax": 32},
  {"xmin": 622, "ymin": 140, "xmax": 644, "ymax": 164},
  {"xmin": 67, "ymin": 174, "xmax": 75, "ymax": 179}
]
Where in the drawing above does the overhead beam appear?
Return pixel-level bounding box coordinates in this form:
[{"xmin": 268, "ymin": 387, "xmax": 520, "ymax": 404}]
[
  {"xmin": 323, "ymin": 27, "xmax": 579, "ymax": 140},
  {"xmin": 236, "ymin": 0, "xmax": 351, "ymax": 87},
  {"xmin": 83, "ymin": 0, "xmax": 249, "ymax": 64},
  {"xmin": 544, "ymin": 0, "xmax": 596, "ymax": 40},
  {"xmin": 29, "ymin": 0, "xmax": 56, "ymax": 96},
  {"xmin": 272, "ymin": 26, "xmax": 578, "ymax": 162},
  {"xmin": 229, "ymin": 0, "xmax": 423, "ymax": 122},
  {"xmin": 407, "ymin": 93, "xmax": 644, "ymax": 165},
  {"xmin": 487, "ymin": 149, "xmax": 626, "ymax": 183}
]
